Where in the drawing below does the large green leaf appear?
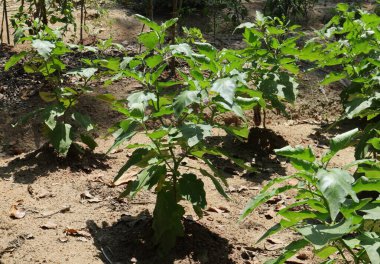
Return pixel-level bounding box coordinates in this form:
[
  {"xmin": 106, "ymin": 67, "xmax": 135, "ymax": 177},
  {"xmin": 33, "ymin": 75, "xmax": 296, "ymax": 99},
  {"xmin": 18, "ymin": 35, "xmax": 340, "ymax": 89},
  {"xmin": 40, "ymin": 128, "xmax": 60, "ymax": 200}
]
[
  {"xmin": 194, "ymin": 42, "xmax": 217, "ymax": 59},
  {"xmin": 297, "ymin": 220, "xmax": 357, "ymax": 249},
  {"xmin": 173, "ymin": 90, "xmax": 200, "ymax": 117},
  {"xmin": 114, "ymin": 148, "xmax": 151, "ymax": 182},
  {"xmin": 153, "ymin": 188, "xmax": 185, "ymax": 253},
  {"xmin": 72, "ymin": 112, "xmax": 94, "ymax": 131},
  {"xmin": 32, "ymin": 39, "xmax": 55, "ymax": 60},
  {"xmin": 275, "ymin": 145, "xmax": 316, "ymax": 162},
  {"xmin": 49, "ymin": 123, "xmax": 73, "ymax": 156},
  {"xmin": 211, "ymin": 78, "xmax": 237, "ymax": 105},
  {"xmin": 108, "ymin": 120, "xmax": 139, "ymax": 153},
  {"xmin": 135, "ymin": 14, "xmax": 161, "ymax": 31},
  {"xmin": 199, "ymin": 169, "xmax": 229, "ymax": 200},
  {"xmin": 358, "ymin": 232, "xmax": 380, "ymax": 264},
  {"xmin": 322, "ymin": 129, "xmax": 359, "ymax": 163},
  {"xmin": 179, "ymin": 124, "xmax": 212, "ymax": 147},
  {"xmin": 138, "ymin": 31, "xmax": 160, "ymax": 50},
  {"xmin": 179, "ymin": 173, "xmax": 206, "ymax": 217},
  {"xmin": 316, "ymin": 169, "xmax": 358, "ymax": 221},
  {"xmin": 121, "ymin": 165, "xmax": 166, "ymax": 198},
  {"xmin": 145, "ymin": 54, "xmax": 163, "ymax": 69},
  {"xmin": 5, "ymin": 51, "xmax": 27, "ymax": 71},
  {"xmin": 240, "ymin": 185, "xmax": 294, "ymax": 220},
  {"xmin": 264, "ymin": 239, "xmax": 309, "ymax": 264}
]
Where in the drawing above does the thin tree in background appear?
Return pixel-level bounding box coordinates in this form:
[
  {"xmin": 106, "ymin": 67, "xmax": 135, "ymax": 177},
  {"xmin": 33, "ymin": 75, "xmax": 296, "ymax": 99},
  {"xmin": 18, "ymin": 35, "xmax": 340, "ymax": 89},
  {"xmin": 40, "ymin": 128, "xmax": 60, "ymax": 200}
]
[
  {"xmin": 170, "ymin": 0, "xmax": 178, "ymax": 75},
  {"xmin": 0, "ymin": 0, "xmax": 10, "ymax": 44}
]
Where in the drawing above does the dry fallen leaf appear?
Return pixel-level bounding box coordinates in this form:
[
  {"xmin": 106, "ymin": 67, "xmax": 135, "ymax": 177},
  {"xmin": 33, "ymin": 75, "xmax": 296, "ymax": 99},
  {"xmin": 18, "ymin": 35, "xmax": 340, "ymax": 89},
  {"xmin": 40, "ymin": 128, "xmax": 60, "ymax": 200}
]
[
  {"xmin": 41, "ymin": 221, "xmax": 58, "ymax": 230},
  {"xmin": 113, "ymin": 168, "xmax": 139, "ymax": 186},
  {"xmin": 206, "ymin": 206, "xmax": 223, "ymax": 214},
  {"xmin": 80, "ymin": 191, "xmax": 94, "ymax": 200},
  {"xmin": 63, "ymin": 228, "xmax": 91, "ymax": 238},
  {"xmin": 58, "ymin": 237, "xmax": 68, "ymax": 243},
  {"xmin": 9, "ymin": 204, "xmax": 26, "ymax": 219}
]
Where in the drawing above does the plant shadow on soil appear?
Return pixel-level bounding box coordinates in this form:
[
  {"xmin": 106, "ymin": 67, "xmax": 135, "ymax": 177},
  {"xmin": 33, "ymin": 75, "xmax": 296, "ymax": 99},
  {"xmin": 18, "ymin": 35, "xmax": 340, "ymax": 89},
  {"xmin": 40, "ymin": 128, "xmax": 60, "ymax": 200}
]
[
  {"xmin": 0, "ymin": 145, "xmax": 112, "ymax": 184},
  {"xmin": 87, "ymin": 211, "xmax": 234, "ymax": 264},
  {"xmin": 206, "ymin": 127, "xmax": 288, "ymax": 184}
]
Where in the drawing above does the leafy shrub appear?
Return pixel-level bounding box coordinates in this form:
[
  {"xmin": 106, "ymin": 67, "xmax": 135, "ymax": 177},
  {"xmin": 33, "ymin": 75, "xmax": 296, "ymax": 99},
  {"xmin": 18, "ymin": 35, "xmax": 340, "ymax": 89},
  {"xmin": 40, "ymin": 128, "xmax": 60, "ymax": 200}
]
[
  {"xmin": 263, "ymin": 0, "xmax": 317, "ymax": 21},
  {"xmin": 11, "ymin": 0, "xmax": 76, "ymax": 42},
  {"xmin": 311, "ymin": 3, "xmax": 380, "ymax": 159},
  {"xmin": 241, "ymin": 129, "xmax": 380, "ymax": 263},
  {"xmin": 238, "ymin": 13, "xmax": 300, "ymax": 125},
  {"xmin": 5, "ymin": 27, "xmax": 98, "ymax": 156},
  {"xmin": 103, "ymin": 15, "xmax": 258, "ymax": 253}
]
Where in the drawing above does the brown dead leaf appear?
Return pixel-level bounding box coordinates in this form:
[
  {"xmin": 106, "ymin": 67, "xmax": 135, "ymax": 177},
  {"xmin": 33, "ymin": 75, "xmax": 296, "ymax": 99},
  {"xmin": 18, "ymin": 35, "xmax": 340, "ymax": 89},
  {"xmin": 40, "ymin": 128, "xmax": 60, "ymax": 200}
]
[
  {"xmin": 27, "ymin": 185, "xmax": 35, "ymax": 196},
  {"xmin": 113, "ymin": 168, "xmax": 139, "ymax": 186},
  {"xmin": 265, "ymin": 243, "xmax": 283, "ymax": 251},
  {"xmin": 80, "ymin": 191, "xmax": 94, "ymax": 200},
  {"xmin": 87, "ymin": 197, "xmax": 102, "ymax": 203},
  {"xmin": 267, "ymin": 238, "xmax": 283, "ymax": 245},
  {"xmin": 218, "ymin": 206, "xmax": 230, "ymax": 213},
  {"xmin": 58, "ymin": 237, "xmax": 68, "ymax": 243},
  {"xmin": 9, "ymin": 204, "xmax": 26, "ymax": 219},
  {"xmin": 206, "ymin": 206, "xmax": 223, "ymax": 214},
  {"xmin": 63, "ymin": 228, "xmax": 91, "ymax": 238},
  {"xmin": 41, "ymin": 221, "xmax": 57, "ymax": 230}
]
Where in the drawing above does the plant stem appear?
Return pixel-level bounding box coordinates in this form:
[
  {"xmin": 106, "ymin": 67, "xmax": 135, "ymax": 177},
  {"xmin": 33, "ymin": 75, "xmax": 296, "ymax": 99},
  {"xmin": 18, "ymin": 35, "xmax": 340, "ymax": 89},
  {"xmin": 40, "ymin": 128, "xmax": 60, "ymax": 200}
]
[
  {"xmin": 335, "ymin": 242, "xmax": 350, "ymax": 264},
  {"xmin": 339, "ymin": 239, "xmax": 359, "ymax": 264}
]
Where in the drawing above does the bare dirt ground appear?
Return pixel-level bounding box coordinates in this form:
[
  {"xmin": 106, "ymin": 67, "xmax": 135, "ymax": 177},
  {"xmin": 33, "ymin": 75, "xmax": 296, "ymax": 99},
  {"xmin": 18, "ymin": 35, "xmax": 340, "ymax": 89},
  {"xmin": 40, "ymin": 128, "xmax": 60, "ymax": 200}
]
[{"xmin": 0, "ymin": 1, "xmax": 361, "ymax": 264}]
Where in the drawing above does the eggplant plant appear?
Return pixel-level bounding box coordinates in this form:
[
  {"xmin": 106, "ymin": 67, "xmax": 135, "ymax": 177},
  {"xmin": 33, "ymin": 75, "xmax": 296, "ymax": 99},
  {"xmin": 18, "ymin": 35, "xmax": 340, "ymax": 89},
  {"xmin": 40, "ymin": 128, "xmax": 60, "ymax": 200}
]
[
  {"xmin": 5, "ymin": 27, "xmax": 98, "ymax": 156},
  {"xmin": 241, "ymin": 129, "xmax": 380, "ymax": 264},
  {"xmin": 106, "ymin": 15, "xmax": 255, "ymax": 253}
]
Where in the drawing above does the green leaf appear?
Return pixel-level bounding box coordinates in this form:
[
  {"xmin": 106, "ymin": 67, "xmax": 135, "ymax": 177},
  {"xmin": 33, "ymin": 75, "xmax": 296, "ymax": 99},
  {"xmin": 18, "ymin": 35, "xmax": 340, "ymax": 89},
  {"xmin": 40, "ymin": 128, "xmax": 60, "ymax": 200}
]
[
  {"xmin": 179, "ymin": 124, "xmax": 212, "ymax": 147},
  {"xmin": 108, "ymin": 120, "xmax": 139, "ymax": 154},
  {"xmin": 321, "ymin": 72, "xmax": 347, "ymax": 85},
  {"xmin": 39, "ymin": 91, "xmax": 56, "ymax": 102},
  {"xmin": 114, "ymin": 148, "xmax": 150, "ymax": 182},
  {"xmin": 170, "ymin": 43, "xmax": 193, "ymax": 56},
  {"xmin": 72, "ymin": 112, "xmax": 94, "ymax": 131},
  {"xmin": 173, "ymin": 90, "xmax": 200, "ymax": 117},
  {"xmin": 68, "ymin": 68, "xmax": 97, "ymax": 80},
  {"xmin": 179, "ymin": 173, "xmax": 207, "ymax": 217},
  {"xmin": 32, "ymin": 39, "xmax": 55, "ymax": 60},
  {"xmin": 5, "ymin": 51, "xmax": 27, "ymax": 71},
  {"xmin": 354, "ymin": 177, "xmax": 380, "ymax": 193},
  {"xmin": 322, "ymin": 129, "xmax": 359, "ymax": 163},
  {"xmin": 275, "ymin": 145, "xmax": 316, "ymax": 162},
  {"xmin": 317, "ymin": 169, "xmax": 358, "ymax": 221},
  {"xmin": 161, "ymin": 18, "xmax": 178, "ymax": 30},
  {"xmin": 297, "ymin": 220, "xmax": 358, "ymax": 249},
  {"xmin": 211, "ymin": 78, "xmax": 237, "ymax": 105},
  {"xmin": 240, "ymin": 185, "xmax": 294, "ymax": 220},
  {"xmin": 122, "ymin": 165, "xmax": 166, "ymax": 198},
  {"xmin": 148, "ymin": 129, "xmax": 168, "ymax": 140},
  {"xmin": 194, "ymin": 42, "xmax": 217, "ymax": 59},
  {"xmin": 315, "ymin": 246, "xmax": 338, "ymax": 259},
  {"xmin": 138, "ymin": 31, "xmax": 160, "ymax": 50},
  {"xmin": 49, "ymin": 123, "xmax": 73, "ymax": 156},
  {"xmin": 80, "ymin": 134, "xmax": 97, "ymax": 150},
  {"xmin": 265, "ymin": 239, "xmax": 309, "ymax": 264},
  {"xmin": 357, "ymin": 232, "xmax": 380, "ymax": 264},
  {"xmin": 135, "ymin": 14, "xmax": 161, "ymax": 31},
  {"xmin": 153, "ymin": 188, "xmax": 185, "ymax": 253},
  {"xmin": 199, "ymin": 169, "xmax": 229, "ymax": 200},
  {"xmin": 43, "ymin": 105, "xmax": 65, "ymax": 130},
  {"xmin": 145, "ymin": 54, "xmax": 163, "ymax": 69}
]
